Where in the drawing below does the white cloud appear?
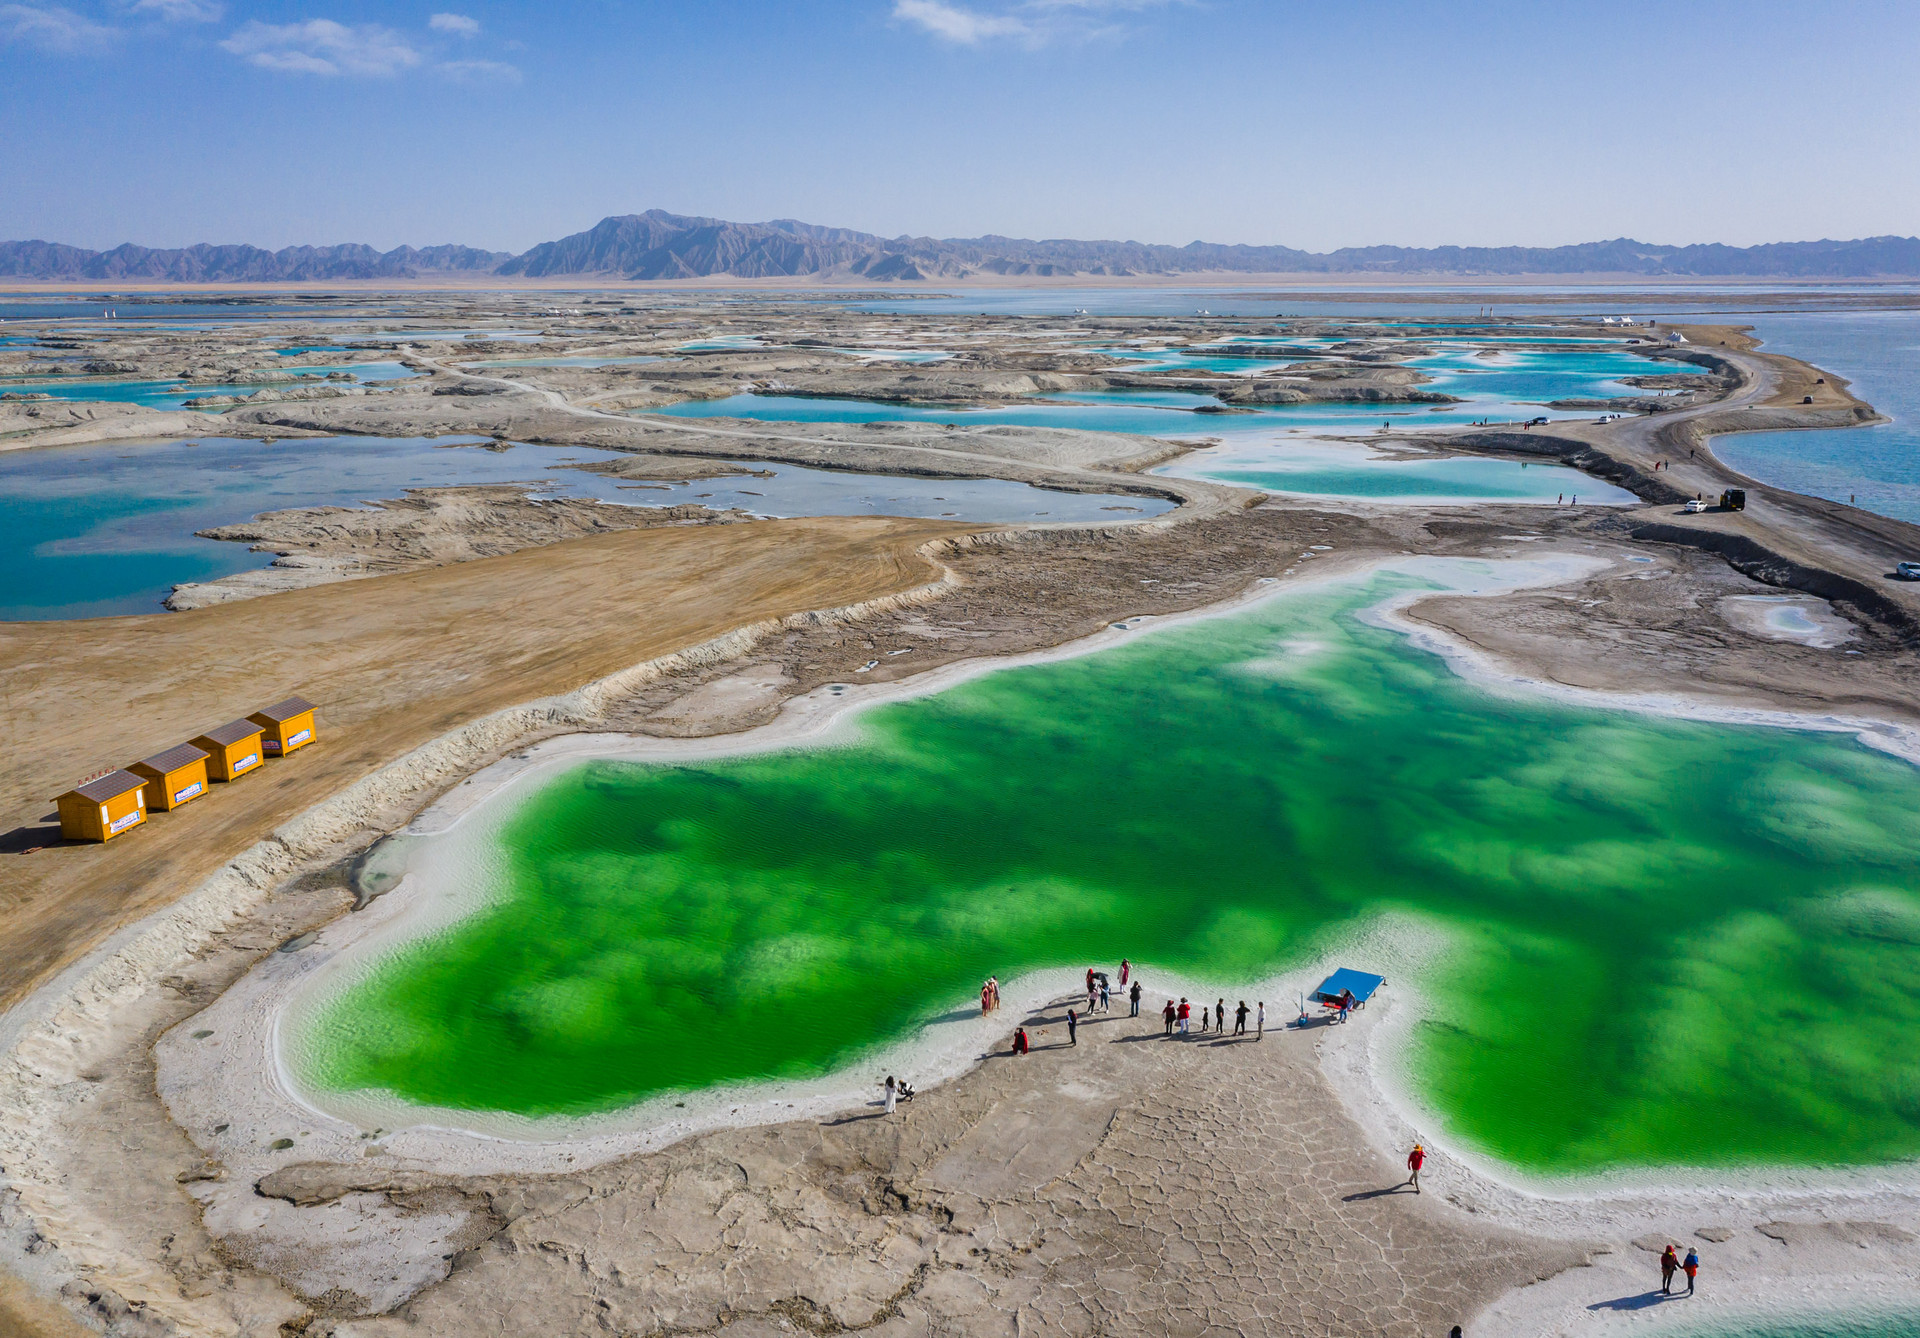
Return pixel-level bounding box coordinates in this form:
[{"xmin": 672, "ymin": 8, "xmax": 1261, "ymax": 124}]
[
  {"xmin": 0, "ymin": 3, "xmax": 117, "ymax": 51},
  {"xmin": 892, "ymin": 0, "xmax": 1028, "ymax": 44},
  {"xmin": 892, "ymin": 0, "xmax": 1174, "ymax": 47},
  {"xmin": 428, "ymin": 11, "xmax": 478, "ymax": 36},
  {"xmin": 131, "ymin": 0, "xmax": 222, "ymax": 21},
  {"xmin": 437, "ymin": 57, "xmax": 518, "ymax": 84},
  {"xmin": 220, "ymin": 18, "xmax": 420, "ymax": 75}
]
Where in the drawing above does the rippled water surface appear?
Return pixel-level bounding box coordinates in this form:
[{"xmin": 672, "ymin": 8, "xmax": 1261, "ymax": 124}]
[
  {"xmin": 300, "ymin": 563, "xmax": 1920, "ymax": 1172},
  {"xmin": 1721, "ymin": 311, "xmax": 1920, "ymax": 525}
]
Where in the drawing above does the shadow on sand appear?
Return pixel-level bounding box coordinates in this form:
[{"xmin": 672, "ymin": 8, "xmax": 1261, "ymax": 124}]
[{"xmin": 1588, "ymin": 1290, "xmax": 1688, "ymax": 1312}]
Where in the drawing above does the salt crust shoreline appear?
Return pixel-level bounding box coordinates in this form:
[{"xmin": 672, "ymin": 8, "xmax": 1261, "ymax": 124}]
[
  {"xmin": 206, "ymin": 549, "xmax": 1920, "ymax": 1337},
  {"xmin": 177, "ymin": 554, "xmax": 1920, "ymax": 1167},
  {"xmin": 0, "ymin": 539, "xmax": 977, "ymax": 1331},
  {"xmin": 11, "ymin": 549, "xmax": 1920, "ymax": 1336}
]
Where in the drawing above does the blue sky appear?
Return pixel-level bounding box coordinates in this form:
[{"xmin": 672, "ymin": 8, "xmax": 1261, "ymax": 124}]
[{"xmin": 3, "ymin": 0, "xmax": 1917, "ymax": 252}]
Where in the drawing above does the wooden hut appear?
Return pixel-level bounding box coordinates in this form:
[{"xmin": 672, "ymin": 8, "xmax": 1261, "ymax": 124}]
[
  {"xmin": 189, "ymin": 719, "xmax": 266, "ymax": 782},
  {"xmin": 248, "ymin": 696, "xmax": 317, "ymax": 758},
  {"xmin": 129, "ymin": 743, "xmax": 211, "ymax": 812},
  {"xmin": 56, "ymin": 770, "xmax": 148, "ymax": 843}
]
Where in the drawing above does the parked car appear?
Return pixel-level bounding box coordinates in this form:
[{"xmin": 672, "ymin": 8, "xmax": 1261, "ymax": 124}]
[
  {"xmin": 1898, "ymin": 561, "xmax": 1920, "ymax": 580},
  {"xmin": 1683, "ymin": 499, "xmax": 1707, "ymax": 514}
]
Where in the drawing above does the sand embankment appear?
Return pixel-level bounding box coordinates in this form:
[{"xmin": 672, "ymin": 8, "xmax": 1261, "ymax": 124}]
[
  {"xmin": 165, "ymin": 483, "xmax": 756, "ymax": 610},
  {"xmin": 0, "ymin": 516, "xmax": 974, "ymax": 1010}
]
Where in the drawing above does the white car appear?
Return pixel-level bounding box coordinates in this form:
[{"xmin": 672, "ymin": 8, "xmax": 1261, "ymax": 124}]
[
  {"xmin": 1683, "ymin": 499, "xmax": 1707, "ymax": 514},
  {"xmin": 1898, "ymin": 561, "xmax": 1920, "ymax": 580}
]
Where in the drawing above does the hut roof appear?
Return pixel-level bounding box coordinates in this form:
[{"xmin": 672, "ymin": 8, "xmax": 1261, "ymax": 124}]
[
  {"xmin": 67, "ymin": 770, "xmax": 148, "ymax": 804},
  {"xmin": 135, "ymin": 743, "xmax": 210, "ymax": 774},
  {"xmin": 195, "ymin": 719, "xmax": 264, "ymax": 748},
  {"xmin": 251, "ymin": 696, "xmax": 316, "ymax": 722}
]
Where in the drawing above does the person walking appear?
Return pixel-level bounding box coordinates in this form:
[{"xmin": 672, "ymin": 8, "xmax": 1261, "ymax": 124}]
[
  {"xmin": 883, "ymin": 1075, "xmax": 897, "ymax": 1115},
  {"xmin": 1256, "ymin": 1001, "xmax": 1265, "ymax": 1038},
  {"xmin": 1130, "ymin": 981, "xmax": 1143, "ymax": 1017},
  {"xmin": 1660, "ymin": 1244, "xmax": 1679, "ymax": 1294},
  {"xmin": 1683, "ymin": 1246, "xmax": 1699, "ymax": 1295},
  {"xmin": 1067, "ymin": 1008, "xmax": 1079, "ymax": 1046},
  {"xmin": 1163, "ymin": 998, "xmax": 1176, "ymax": 1035},
  {"xmin": 1234, "ymin": 1001, "xmax": 1249, "ymax": 1036},
  {"xmin": 1406, "ymin": 1143, "xmax": 1426, "ymax": 1193}
]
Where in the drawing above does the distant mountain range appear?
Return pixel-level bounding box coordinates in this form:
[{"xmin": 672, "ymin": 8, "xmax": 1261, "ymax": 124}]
[{"xmin": 6, "ymin": 210, "xmax": 1920, "ymax": 282}]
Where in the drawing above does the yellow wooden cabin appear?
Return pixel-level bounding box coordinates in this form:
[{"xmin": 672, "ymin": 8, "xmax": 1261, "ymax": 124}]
[
  {"xmin": 248, "ymin": 696, "xmax": 317, "ymax": 757},
  {"xmin": 189, "ymin": 719, "xmax": 266, "ymax": 782},
  {"xmin": 56, "ymin": 769, "xmax": 148, "ymax": 843},
  {"xmin": 129, "ymin": 743, "xmax": 211, "ymax": 812}
]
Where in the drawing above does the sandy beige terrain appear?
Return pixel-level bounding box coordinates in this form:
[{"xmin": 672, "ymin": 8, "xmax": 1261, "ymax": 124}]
[
  {"xmin": 0, "ymin": 517, "xmax": 969, "ymax": 1008},
  {"xmin": 166, "ymin": 482, "xmax": 756, "ymax": 609}
]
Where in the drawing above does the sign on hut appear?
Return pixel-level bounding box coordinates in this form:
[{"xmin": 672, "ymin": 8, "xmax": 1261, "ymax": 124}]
[
  {"xmin": 248, "ymin": 696, "xmax": 317, "ymax": 757},
  {"xmin": 55, "ymin": 770, "xmax": 148, "ymax": 843},
  {"xmin": 189, "ymin": 719, "xmax": 266, "ymax": 783},
  {"xmin": 129, "ymin": 743, "xmax": 211, "ymax": 812}
]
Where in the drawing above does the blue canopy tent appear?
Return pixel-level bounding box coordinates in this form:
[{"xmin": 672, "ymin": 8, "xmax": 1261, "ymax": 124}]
[{"xmin": 1306, "ymin": 968, "xmax": 1385, "ymax": 1022}]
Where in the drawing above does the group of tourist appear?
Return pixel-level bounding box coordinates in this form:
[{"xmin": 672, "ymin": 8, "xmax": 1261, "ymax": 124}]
[
  {"xmin": 1161, "ymin": 996, "xmax": 1266, "ymax": 1038},
  {"xmin": 965, "ymin": 959, "xmax": 1710, "ymax": 1315},
  {"xmin": 979, "ymin": 975, "xmax": 1002, "ymax": 1014}
]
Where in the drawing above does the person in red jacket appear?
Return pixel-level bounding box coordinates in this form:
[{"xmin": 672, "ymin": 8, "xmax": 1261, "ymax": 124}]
[
  {"xmin": 1406, "ymin": 1143, "xmax": 1426, "ymax": 1193},
  {"xmin": 1012, "ymin": 1027, "xmax": 1029, "ymax": 1056}
]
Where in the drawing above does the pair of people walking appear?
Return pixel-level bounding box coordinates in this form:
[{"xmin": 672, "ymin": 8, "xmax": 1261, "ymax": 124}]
[{"xmin": 1660, "ymin": 1244, "xmax": 1700, "ymax": 1295}]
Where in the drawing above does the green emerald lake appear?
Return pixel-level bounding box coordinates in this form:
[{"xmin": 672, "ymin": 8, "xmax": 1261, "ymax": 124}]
[{"xmin": 300, "ymin": 564, "xmax": 1920, "ymax": 1172}]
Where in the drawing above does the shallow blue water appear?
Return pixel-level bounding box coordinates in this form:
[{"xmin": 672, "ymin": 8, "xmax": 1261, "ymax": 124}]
[
  {"xmin": 452, "ymin": 354, "xmax": 665, "ymax": 369},
  {"xmin": 1719, "ymin": 311, "xmax": 1920, "ymax": 526},
  {"xmin": 368, "ymin": 329, "xmax": 545, "ymax": 342},
  {"xmin": 851, "ymin": 287, "xmax": 1920, "ymax": 318},
  {"xmin": 0, "ymin": 435, "xmax": 1168, "ymax": 620},
  {"xmin": 1163, "ymin": 437, "xmax": 1638, "ymax": 506},
  {"xmin": 0, "ymin": 361, "xmax": 418, "ymax": 409},
  {"xmin": 0, "ymin": 300, "xmax": 354, "ymax": 321},
  {"xmin": 649, "ymin": 337, "xmax": 1666, "ymax": 438},
  {"xmin": 1681, "ymin": 1311, "xmax": 1920, "ymax": 1338},
  {"xmin": 825, "ymin": 347, "xmax": 953, "ymax": 364},
  {"xmin": 1410, "ymin": 341, "xmax": 1687, "ymax": 406},
  {"xmin": 645, "ymin": 391, "xmax": 1259, "ymax": 434}
]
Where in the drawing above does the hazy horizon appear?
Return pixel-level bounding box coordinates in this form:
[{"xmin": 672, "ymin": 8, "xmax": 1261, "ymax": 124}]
[{"xmin": 3, "ymin": 0, "xmax": 1917, "ymax": 253}]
